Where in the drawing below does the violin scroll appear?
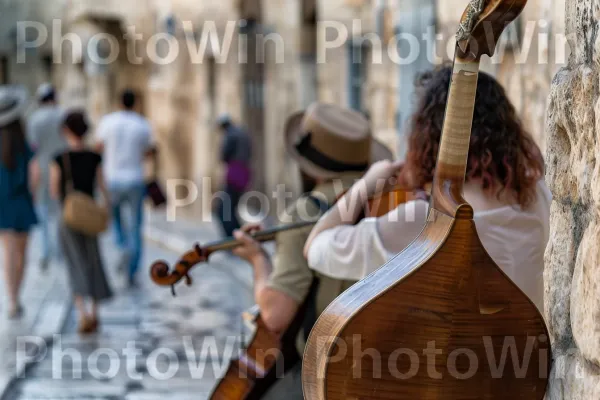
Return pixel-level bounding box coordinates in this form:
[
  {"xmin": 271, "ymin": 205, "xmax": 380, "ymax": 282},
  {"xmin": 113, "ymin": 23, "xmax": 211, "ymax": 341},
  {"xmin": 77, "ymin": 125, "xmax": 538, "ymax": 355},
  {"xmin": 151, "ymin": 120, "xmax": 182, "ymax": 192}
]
[
  {"xmin": 150, "ymin": 260, "xmax": 171, "ymax": 281},
  {"xmin": 149, "ymin": 244, "xmax": 207, "ymax": 295}
]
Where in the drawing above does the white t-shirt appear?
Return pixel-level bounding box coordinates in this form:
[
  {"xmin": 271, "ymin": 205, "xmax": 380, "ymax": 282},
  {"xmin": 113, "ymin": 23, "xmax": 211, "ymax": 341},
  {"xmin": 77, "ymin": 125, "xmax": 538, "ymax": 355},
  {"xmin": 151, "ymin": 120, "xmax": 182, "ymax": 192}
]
[
  {"xmin": 307, "ymin": 180, "xmax": 552, "ymax": 315},
  {"xmin": 96, "ymin": 111, "xmax": 152, "ymax": 186}
]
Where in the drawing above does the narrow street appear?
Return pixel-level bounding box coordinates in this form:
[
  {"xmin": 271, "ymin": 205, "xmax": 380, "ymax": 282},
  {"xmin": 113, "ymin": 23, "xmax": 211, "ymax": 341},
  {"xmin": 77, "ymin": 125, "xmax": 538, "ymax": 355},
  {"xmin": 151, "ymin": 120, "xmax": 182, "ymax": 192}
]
[{"xmin": 1, "ymin": 215, "xmax": 254, "ymax": 400}]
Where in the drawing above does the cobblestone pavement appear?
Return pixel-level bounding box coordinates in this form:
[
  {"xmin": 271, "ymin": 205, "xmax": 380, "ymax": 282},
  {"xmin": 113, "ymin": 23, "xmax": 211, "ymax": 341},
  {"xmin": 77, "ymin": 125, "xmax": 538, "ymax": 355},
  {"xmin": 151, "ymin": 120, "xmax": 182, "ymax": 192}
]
[
  {"xmin": 0, "ymin": 226, "xmax": 71, "ymax": 398},
  {"xmin": 2, "ymin": 213, "xmax": 254, "ymax": 400}
]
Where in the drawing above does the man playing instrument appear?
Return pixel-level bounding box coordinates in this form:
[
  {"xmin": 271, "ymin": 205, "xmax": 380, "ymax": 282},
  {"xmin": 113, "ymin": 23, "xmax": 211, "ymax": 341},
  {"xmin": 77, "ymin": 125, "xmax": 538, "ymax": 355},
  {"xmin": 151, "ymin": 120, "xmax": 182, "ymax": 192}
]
[{"xmin": 231, "ymin": 102, "xmax": 393, "ymax": 399}]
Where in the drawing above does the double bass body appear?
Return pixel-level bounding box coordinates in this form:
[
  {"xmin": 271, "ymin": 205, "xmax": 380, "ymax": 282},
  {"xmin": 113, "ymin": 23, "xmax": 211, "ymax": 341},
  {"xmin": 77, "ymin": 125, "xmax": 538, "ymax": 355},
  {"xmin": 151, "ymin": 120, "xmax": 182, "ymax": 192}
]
[{"xmin": 303, "ymin": 205, "xmax": 550, "ymax": 399}]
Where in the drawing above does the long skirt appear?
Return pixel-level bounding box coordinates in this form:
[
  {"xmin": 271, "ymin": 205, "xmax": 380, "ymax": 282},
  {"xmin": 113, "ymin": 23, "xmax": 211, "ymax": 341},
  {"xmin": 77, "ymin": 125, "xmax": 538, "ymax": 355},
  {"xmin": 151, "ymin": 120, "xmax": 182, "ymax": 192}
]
[{"xmin": 58, "ymin": 222, "xmax": 112, "ymax": 301}]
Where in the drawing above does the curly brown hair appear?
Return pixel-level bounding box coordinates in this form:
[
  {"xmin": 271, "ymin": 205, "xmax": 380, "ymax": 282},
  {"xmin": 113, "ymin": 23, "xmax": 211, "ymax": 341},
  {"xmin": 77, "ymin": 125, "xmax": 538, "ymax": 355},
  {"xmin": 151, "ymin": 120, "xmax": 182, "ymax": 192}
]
[{"xmin": 404, "ymin": 66, "xmax": 544, "ymax": 208}]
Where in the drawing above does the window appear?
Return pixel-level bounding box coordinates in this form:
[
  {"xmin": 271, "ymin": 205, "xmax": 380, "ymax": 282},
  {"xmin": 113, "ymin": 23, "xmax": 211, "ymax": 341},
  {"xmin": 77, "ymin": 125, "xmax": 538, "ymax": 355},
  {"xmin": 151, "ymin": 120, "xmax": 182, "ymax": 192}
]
[
  {"xmin": 42, "ymin": 54, "xmax": 53, "ymax": 81},
  {"xmin": 0, "ymin": 56, "xmax": 8, "ymax": 84},
  {"xmin": 347, "ymin": 40, "xmax": 369, "ymax": 112},
  {"xmin": 207, "ymin": 57, "xmax": 216, "ymax": 103},
  {"xmin": 300, "ymin": 0, "xmax": 318, "ymax": 107}
]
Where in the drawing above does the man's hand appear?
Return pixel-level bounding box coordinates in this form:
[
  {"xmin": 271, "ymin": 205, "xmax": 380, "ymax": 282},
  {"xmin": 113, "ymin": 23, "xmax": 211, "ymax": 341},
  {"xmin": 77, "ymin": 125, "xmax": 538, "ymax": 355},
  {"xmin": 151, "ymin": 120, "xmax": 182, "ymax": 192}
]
[{"xmin": 233, "ymin": 223, "xmax": 266, "ymax": 264}]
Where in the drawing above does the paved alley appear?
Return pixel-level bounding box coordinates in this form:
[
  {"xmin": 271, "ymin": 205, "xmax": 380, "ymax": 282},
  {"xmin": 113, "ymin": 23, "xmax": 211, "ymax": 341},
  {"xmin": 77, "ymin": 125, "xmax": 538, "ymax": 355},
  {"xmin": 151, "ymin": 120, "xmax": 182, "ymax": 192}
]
[{"xmin": 1, "ymin": 213, "xmax": 254, "ymax": 400}]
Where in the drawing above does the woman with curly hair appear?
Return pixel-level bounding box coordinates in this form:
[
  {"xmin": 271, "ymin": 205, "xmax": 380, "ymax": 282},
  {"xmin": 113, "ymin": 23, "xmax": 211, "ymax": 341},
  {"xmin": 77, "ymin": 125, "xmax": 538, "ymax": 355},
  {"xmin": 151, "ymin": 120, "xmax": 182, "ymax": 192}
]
[{"xmin": 304, "ymin": 66, "xmax": 550, "ymax": 313}]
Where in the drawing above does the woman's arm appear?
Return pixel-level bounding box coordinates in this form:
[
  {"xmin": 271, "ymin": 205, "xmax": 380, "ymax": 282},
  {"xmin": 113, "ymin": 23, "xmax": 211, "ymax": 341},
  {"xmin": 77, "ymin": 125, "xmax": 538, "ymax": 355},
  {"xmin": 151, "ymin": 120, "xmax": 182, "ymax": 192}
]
[
  {"xmin": 49, "ymin": 162, "xmax": 61, "ymax": 201},
  {"xmin": 28, "ymin": 157, "xmax": 40, "ymax": 197},
  {"xmin": 304, "ymin": 160, "xmax": 404, "ymax": 257},
  {"xmin": 306, "ymin": 200, "xmax": 429, "ymax": 281}
]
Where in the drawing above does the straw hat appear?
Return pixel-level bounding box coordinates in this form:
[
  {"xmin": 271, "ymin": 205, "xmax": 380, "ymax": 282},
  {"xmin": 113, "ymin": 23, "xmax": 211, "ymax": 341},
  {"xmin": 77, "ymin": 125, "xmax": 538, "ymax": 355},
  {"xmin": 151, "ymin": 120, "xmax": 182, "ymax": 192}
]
[
  {"xmin": 285, "ymin": 102, "xmax": 393, "ymax": 179},
  {"xmin": 0, "ymin": 85, "xmax": 28, "ymax": 127}
]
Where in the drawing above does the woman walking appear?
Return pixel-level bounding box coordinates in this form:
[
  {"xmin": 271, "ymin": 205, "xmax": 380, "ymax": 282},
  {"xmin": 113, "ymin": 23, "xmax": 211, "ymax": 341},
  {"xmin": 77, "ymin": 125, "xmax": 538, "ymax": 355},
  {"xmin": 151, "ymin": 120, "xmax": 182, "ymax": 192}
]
[
  {"xmin": 50, "ymin": 110, "xmax": 112, "ymax": 334},
  {"xmin": 0, "ymin": 86, "xmax": 38, "ymax": 319}
]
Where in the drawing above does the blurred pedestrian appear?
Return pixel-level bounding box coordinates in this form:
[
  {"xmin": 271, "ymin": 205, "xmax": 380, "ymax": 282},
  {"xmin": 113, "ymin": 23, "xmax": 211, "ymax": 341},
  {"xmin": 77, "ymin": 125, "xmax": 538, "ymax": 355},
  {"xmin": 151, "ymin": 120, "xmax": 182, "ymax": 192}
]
[
  {"xmin": 0, "ymin": 86, "xmax": 38, "ymax": 319},
  {"xmin": 26, "ymin": 83, "xmax": 67, "ymax": 270},
  {"xmin": 96, "ymin": 89, "xmax": 155, "ymax": 287},
  {"xmin": 51, "ymin": 110, "xmax": 112, "ymax": 334},
  {"xmin": 216, "ymin": 114, "xmax": 252, "ymax": 237}
]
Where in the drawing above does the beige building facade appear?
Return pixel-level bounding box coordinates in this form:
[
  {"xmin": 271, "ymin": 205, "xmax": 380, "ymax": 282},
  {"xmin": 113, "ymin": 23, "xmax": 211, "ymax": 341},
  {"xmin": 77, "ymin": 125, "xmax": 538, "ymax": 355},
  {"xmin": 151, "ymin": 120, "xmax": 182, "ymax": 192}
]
[
  {"xmin": 320, "ymin": 0, "xmax": 567, "ymax": 157},
  {"xmin": 5, "ymin": 0, "xmax": 568, "ymax": 218}
]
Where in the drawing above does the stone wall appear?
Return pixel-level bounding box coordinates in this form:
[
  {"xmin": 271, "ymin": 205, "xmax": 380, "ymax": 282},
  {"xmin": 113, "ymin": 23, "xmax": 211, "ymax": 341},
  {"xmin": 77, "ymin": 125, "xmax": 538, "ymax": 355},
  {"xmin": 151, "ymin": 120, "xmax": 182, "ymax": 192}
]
[
  {"xmin": 544, "ymin": 0, "xmax": 600, "ymax": 398},
  {"xmin": 0, "ymin": 0, "xmax": 69, "ymax": 95}
]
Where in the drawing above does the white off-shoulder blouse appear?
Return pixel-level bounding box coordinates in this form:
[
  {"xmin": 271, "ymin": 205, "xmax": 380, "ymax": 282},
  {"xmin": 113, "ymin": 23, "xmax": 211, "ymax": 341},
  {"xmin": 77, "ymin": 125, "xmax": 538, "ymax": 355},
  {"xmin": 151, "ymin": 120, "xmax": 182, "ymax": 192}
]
[{"xmin": 306, "ymin": 180, "xmax": 552, "ymax": 315}]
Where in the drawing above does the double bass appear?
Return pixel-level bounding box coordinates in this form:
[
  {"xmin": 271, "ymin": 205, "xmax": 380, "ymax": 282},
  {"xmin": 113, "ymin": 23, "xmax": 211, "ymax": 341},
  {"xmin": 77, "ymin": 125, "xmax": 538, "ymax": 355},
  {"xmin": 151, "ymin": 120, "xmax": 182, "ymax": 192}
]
[
  {"xmin": 302, "ymin": 0, "xmax": 551, "ymax": 399},
  {"xmin": 150, "ymin": 185, "xmax": 422, "ymax": 399}
]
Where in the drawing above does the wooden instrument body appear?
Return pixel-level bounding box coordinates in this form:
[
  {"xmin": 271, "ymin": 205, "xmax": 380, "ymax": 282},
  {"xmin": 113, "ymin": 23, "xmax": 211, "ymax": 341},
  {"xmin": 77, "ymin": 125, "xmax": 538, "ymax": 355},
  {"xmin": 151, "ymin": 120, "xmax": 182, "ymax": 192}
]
[
  {"xmin": 302, "ymin": 207, "xmax": 550, "ymax": 399},
  {"xmin": 210, "ymin": 307, "xmax": 292, "ymax": 400}
]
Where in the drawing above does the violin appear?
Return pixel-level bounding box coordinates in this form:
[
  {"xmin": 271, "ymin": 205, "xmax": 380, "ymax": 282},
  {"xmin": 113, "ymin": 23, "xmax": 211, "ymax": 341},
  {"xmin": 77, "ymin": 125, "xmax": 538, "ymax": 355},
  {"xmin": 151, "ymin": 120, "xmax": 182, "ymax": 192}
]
[
  {"xmin": 150, "ymin": 221, "xmax": 315, "ymax": 295},
  {"xmin": 149, "ymin": 183, "xmax": 424, "ymax": 294}
]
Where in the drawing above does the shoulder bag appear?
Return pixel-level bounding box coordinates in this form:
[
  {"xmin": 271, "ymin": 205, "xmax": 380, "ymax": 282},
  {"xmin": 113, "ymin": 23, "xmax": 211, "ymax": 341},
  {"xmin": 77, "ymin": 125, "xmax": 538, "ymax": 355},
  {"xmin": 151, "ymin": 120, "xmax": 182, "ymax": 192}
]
[{"xmin": 62, "ymin": 152, "xmax": 109, "ymax": 236}]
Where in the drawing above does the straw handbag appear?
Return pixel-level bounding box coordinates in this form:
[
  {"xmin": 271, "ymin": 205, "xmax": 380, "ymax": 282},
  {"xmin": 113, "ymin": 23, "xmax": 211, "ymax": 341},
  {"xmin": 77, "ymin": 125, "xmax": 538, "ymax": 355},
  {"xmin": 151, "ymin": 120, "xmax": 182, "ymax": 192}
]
[{"xmin": 62, "ymin": 153, "xmax": 109, "ymax": 236}]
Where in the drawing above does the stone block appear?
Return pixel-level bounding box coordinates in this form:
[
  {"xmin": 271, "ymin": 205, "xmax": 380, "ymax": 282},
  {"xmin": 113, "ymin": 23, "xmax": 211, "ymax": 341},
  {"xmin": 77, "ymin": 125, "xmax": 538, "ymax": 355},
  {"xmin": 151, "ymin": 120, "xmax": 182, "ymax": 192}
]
[
  {"xmin": 570, "ymin": 219, "xmax": 600, "ymax": 366},
  {"xmin": 544, "ymin": 202, "xmax": 576, "ymax": 348},
  {"xmin": 546, "ymin": 66, "xmax": 598, "ymax": 203},
  {"xmin": 547, "ymin": 350, "xmax": 600, "ymax": 399}
]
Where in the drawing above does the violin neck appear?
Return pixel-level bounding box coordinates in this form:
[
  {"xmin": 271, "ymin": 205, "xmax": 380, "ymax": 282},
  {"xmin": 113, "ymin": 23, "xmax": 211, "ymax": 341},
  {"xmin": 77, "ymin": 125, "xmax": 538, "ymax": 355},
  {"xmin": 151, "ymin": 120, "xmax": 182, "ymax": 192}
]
[
  {"xmin": 204, "ymin": 221, "xmax": 316, "ymax": 254},
  {"xmin": 431, "ymin": 51, "xmax": 481, "ymax": 218}
]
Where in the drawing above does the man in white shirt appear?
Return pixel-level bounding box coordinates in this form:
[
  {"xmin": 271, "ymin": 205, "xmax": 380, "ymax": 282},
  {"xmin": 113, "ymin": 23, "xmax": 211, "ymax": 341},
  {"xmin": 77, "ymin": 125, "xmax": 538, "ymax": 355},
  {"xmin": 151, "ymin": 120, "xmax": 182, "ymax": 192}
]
[
  {"xmin": 27, "ymin": 83, "xmax": 67, "ymax": 270},
  {"xmin": 96, "ymin": 89, "xmax": 154, "ymax": 287}
]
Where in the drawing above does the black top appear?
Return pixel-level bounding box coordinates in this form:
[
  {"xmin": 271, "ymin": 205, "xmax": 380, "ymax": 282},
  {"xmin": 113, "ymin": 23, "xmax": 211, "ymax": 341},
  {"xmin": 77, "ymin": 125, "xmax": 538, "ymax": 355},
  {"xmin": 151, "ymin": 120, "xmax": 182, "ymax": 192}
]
[{"xmin": 54, "ymin": 151, "xmax": 102, "ymax": 202}]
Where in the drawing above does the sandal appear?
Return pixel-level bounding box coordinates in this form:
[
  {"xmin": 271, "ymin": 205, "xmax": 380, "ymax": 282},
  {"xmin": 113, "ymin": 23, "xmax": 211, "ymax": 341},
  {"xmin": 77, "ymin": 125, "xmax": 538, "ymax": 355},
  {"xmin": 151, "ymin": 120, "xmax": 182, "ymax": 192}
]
[
  {"xmin": 90, "ymin": 317, "xmax": 99, "ymax": 333},
  {"xmin": 78, "ymin": 317, "xmax": 96, "ymax": 335}
]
